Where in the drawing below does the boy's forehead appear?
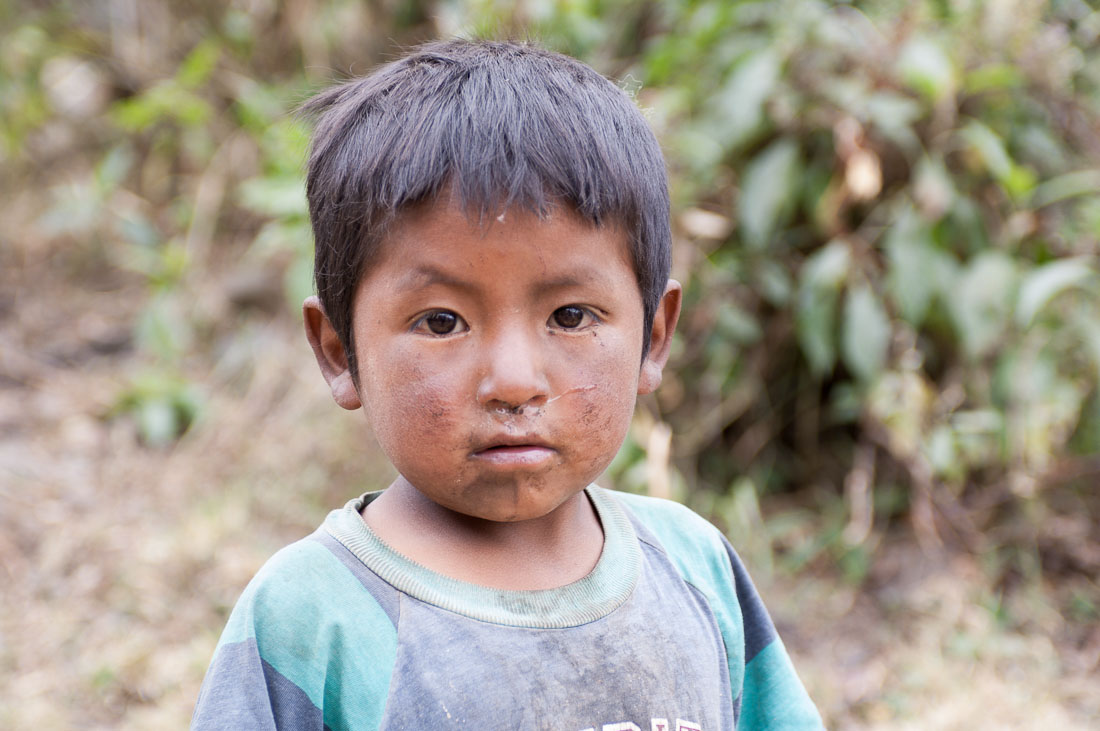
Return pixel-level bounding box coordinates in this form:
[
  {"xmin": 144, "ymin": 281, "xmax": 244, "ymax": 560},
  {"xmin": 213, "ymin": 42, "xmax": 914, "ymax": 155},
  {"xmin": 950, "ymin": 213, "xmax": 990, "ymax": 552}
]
[
  {"xmin": 381, "ymin": 195, "xmax": 631, "ymax": 260},
  {"xmin": 357, "ymin": 196, "xmax": 637, "ymax": 297}
]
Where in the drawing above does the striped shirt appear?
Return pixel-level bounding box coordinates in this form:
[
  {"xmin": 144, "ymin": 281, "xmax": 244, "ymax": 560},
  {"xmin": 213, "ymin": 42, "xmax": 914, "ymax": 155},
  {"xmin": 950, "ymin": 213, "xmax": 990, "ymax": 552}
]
[{"xmin": 193, "ymin": 487, "xmax": 822, "ymax": 730}]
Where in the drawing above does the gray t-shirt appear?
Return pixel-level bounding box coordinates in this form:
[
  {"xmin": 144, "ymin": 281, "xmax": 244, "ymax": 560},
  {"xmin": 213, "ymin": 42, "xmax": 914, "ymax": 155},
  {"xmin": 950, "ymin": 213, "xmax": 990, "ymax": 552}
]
[{"xmin": 192, "ymin": 487, "xmax": 822, "ymax": 730}]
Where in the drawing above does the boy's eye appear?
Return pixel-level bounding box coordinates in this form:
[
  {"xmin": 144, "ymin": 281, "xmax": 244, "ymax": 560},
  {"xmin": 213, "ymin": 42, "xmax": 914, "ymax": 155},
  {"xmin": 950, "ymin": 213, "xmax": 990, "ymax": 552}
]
[
  {"xmin": 414, "ymin": 310, "xmax": 467, "ymax": 335},
  {"xmin": 550, "ymin": 305, "xmax": 593, "ymax": 330}
]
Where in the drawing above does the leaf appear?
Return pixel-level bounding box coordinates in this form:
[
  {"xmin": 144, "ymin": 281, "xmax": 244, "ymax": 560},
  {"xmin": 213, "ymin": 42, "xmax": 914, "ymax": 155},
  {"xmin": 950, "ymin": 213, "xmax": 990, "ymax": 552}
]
[
  {"xmin": 739, "ymin": 138, "xmax": 800, "ymax": 250},
  {"xmin": 960, "ymin": 121, "xmax": 1037, "ymax": 198},
  {"xmin": 238, "ymin": 176, "xmax": 308, "ymax": 219},
  {"xmin": 138, "ymin": 398, "xmax": 179, "ymax": 448},
  {"xmin": 755, "ymin": 259, "xmax": 792, "ymax": 306},
  {"xmin": 964, "ymin": 63, "xmax": 1023, "ymax": 93},
  {"xmin": 796, "ymin": 240, "xmax": 851, "ymax": 376},
  {"xmin": 715, "ymin": 302, "xmax": 762, "ymax": 344},
  {"xmin": 884, "ymin": 211, "xmax": 937, "ymax": 326},
  {"xmin": 865, "ymin": 92, "xmax": 922, "ymax": 153},
  {"xmin": 284, "ymin": 252, "xmax": 316, "ymax": 314},
  {"xmin": 1030, "ymin": 169, "xmax": 1100, "ymax": 208},
  {"xmin": 961, "ymin": 121, "xmax": 1012, "ymax": 180},
  {"xmin": 842, "ymin": 285, "xmax": 891, "ymax": 382},
  {"xmin": 897, "ymin": 36, "xmax": 955, "ymax": 100},
  {"xmin": 714, "ymin": 48, "xmax": 781, "ymax": 150},
  {"xmin": 949, "ymin": 251, "xmax": 1017, "ymax": 359},
  {"xmin": 177, "ymin": 40, "xmax": 221, "ymax": 89},
  {"xmin": 1016, "ymin": 257, "xmax": 1097, "ymax": 327}
]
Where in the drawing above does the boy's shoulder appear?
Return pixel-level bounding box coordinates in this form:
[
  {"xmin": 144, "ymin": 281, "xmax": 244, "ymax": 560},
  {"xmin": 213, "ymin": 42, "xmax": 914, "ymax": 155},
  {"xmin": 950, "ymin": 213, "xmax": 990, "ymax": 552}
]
[
  {"xmin": 603, "ymin": 488, "xmax": 732, "ymax": 562},
  {"xmin": 218, "ymin": 526, "xmax": 397, "ymax": 647},
  {"xmin": 600, "ymin": 487, "xmax": 742, "ymax": 601}
]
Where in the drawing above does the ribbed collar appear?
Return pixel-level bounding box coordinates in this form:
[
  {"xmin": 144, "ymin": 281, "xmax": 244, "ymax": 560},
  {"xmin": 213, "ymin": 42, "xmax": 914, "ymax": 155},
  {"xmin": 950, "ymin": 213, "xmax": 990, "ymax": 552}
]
[{"xmin": 324, "ymin": 486, "xmax": 640, "ymax": 628}]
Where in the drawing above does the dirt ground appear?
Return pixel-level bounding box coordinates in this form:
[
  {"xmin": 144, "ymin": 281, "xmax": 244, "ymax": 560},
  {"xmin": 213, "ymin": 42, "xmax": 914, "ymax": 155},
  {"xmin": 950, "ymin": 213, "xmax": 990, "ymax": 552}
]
[{"xmin": 1, "ymin": 220, "xmax": 1098, "ymax": 729}]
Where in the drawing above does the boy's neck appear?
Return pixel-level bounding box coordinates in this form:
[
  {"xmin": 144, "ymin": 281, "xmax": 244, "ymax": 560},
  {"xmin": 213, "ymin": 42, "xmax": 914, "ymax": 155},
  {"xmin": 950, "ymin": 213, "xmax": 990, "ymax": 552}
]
[{"xmin": 361, "ymin": 477, "xmax": 605, "ymax": 591}]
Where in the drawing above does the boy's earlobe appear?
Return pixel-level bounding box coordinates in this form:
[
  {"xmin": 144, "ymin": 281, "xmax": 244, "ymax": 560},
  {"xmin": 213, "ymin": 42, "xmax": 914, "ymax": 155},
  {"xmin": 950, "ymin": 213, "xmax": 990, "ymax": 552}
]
[
  {"xmin": 303, "ymin": 296, "xmax": 362, "ymax": 411},
  {"xmin": 638, "ymin": 280, "xmax": 682, "ymax": 395}
]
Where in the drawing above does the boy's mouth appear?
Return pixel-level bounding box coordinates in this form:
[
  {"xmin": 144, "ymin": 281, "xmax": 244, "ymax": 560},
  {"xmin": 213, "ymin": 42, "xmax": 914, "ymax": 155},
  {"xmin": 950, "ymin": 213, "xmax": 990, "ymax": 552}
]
[{"xmin": 472, "ymin": 436, "xmax": 556, "ymax": 467}]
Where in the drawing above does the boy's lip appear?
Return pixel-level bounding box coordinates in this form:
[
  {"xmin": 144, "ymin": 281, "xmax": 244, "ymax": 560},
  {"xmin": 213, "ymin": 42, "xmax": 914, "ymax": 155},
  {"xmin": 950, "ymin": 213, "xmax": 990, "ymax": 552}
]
[
  {"xmin": 471, "ymin": 435, "xmax": 557, "ymax": 465},
  {"xmin": 474, "ymin": 433, "xmax": 553, "ymax": 450}
]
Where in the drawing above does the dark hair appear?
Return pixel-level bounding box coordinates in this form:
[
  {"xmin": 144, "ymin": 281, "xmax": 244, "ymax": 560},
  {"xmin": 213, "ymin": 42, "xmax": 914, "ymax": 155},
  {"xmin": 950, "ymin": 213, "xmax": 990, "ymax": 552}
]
[{"xmin": 302, "ymin": 39, "xmax": 671, "ymax": 383}]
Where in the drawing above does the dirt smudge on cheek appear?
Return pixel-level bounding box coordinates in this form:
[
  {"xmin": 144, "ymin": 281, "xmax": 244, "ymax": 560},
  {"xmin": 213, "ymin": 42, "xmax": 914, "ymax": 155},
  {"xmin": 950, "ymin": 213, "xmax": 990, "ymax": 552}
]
[{"xmin": 368, "ymin": 358, "xmax": 459, "ymax": 449}]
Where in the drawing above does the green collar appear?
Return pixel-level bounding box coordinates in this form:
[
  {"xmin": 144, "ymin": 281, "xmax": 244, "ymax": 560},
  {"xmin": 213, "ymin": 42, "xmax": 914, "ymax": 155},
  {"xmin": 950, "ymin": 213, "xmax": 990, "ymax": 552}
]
[{"xmin": 324, "ymin": 485, "xmax": 640, "ymax": 628}]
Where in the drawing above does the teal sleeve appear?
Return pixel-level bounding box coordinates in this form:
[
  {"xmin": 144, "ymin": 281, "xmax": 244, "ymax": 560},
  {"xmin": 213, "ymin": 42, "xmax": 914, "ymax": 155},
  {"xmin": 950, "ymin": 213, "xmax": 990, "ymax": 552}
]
[
  {"xmin": 193, "ymin": 535, "xmax": 399, "ymax": 731},
  {"xmin": 739, "ymin": 639, "xmax": 823, "ymax": 730},
  {"xmin": 724, "ymin": 540, "xmax": 823, "ymax": 730}
]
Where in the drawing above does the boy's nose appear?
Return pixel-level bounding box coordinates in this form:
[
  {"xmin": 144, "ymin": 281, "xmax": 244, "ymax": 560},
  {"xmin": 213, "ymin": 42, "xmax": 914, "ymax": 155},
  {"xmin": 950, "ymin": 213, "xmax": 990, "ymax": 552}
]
[{"xmin": 476, "ymin": 330, "xmax": 550, "ymax": 414}]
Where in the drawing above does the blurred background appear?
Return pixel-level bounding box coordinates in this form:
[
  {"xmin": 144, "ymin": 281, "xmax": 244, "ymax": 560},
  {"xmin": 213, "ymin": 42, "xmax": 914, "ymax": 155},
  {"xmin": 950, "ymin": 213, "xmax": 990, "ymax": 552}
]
[{"xmin": 2, "ymin": 0, "xmax": 1099, "ymax": 727}]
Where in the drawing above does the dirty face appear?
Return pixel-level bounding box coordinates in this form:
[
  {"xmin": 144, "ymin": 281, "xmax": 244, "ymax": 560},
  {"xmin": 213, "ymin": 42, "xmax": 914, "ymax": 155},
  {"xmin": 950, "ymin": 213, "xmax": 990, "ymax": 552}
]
[{"xmin": 348, "ymin": 198, "xmax": 652, "ymax": 523}]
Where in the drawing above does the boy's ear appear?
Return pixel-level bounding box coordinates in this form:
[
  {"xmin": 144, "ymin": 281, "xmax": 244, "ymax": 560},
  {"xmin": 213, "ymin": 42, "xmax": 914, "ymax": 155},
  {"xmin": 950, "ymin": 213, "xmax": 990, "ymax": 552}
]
[
  {"xmin": 638, "ymin": 279, "xmax": 682, "ymax": 395},
  {"xmin": 303, "ymin": 296, "xmax": 362, "ymax": 411}
]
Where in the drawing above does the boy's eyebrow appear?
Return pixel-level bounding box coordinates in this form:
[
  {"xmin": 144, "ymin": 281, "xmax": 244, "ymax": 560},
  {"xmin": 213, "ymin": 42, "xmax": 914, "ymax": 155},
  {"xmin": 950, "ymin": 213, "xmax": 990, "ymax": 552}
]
[
  {"xmin": 396, "ymin": 266, "xmax": 478, "ymax": 293},
  {"xmin": 396, "ymin": 268, "xmax": 614, "ymax": 294}
]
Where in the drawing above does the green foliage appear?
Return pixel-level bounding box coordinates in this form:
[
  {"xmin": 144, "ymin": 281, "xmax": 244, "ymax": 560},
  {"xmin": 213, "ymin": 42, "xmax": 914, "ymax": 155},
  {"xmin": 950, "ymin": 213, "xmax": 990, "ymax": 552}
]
[
  {"xmin": 8, "ymin": 0, "xmax": 1099, "ymax": 578},
  {"xmin": 110, "ymin": 370, "xmax": 204, "ymax": 448}
]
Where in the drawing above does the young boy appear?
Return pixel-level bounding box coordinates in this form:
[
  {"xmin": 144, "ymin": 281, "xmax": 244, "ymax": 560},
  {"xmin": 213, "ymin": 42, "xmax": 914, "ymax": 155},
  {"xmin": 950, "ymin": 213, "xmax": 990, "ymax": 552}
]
[{"xmin": 193, "ymin": 40, "xmax": 822, "ymax": 730}]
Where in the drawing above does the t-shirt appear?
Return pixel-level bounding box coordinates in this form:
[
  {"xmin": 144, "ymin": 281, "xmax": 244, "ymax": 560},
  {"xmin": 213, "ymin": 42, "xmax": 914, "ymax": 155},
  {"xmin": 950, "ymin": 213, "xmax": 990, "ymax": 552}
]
[{"xmin": 192, "ymin": 486, "xmax": 823, "ymax": 730}]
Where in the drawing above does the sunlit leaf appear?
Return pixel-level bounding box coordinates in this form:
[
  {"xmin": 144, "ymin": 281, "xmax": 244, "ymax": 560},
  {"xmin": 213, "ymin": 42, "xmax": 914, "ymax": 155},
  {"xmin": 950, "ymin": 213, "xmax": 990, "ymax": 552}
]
[
  {"xmin": 1030, "ymin": 169, "xmax": 1100, "ymax": 208},
  {"xmin": 714, "ymin": 48, "xmax": 781, "ymax": 150},
  {"xmin": 865, "ymin": 92, "xmax": 923, "ymax": 153},
  {"xmin": 842, "ymin": 285, "xmax": 891, "ymax": 382},
  {"xmin": 1016, "ymin": 257, "xmax": 1097, "ymax": 327},
  {"xmin": 949, "ymin": 251, "xmax": 1018, "ymax": 359},
  {"xmin": 897, "ymin": 36, "xmax": 955, "ymax": 100},
  {"xmin": 796, "ymin": 240, "xmax": 851, "ymax": 376},
  {"xmin": 284, "ymin": 252, "xmax": 316, "ymax": 313},
  {"xmin": 960, "ymin": 121, "xmax": 1037, "ymax": 197},
  {"xmin": 884, "ymin": 211, "xmax": 937, "ymax": 325},
  {"xmin": 961, "ymin": 120, "xmax": 1012, "ymax": 180},
  {"xmin": 177, "ymin": 40, "xmax": 221, "ymax": 89},
  {"xmin": 238, "ymin": 176, "xmax": 308, "ymax": 219},
  {"xmin": 739, "ymin": 138, "xmax": 799, "ymax": 250},
  {"xmin": 964, "ymin": 63, "xmax": 1023, "ymax": 93},
  {"xmin": 138, "ymin": 398, "xmax": 179, "ymax": 448}
]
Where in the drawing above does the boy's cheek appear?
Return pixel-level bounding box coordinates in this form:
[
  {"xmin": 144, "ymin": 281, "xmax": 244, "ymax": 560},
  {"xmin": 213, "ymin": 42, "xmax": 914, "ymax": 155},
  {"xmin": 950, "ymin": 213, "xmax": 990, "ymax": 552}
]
[{"xmin": 360, "ymin": 356, "xmax": 459, "ymax": 446}]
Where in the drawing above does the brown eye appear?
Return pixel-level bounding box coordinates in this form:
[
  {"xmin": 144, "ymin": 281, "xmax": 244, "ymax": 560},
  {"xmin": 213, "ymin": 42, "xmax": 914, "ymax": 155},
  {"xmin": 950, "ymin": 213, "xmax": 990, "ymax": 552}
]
[
  {"xmin": 552, "ymin": 306, "xmax": 586, "ymax": 329},
  {"xmin": 425, "ymin": 311, "xmax": 459, "ymax": 334}
]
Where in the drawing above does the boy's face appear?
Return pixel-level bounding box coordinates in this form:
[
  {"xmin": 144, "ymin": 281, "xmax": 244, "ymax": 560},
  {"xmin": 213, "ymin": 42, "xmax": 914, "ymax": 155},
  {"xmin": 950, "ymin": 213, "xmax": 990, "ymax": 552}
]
[{"xmin": 305, "ymin": 197, "xmax": 680, "ymax": 524}]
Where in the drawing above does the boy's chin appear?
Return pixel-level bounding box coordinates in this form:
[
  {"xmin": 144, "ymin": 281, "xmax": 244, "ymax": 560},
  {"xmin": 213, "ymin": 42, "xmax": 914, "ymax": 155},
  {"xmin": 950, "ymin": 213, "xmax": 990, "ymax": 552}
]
[{"xmin": 399, "ymin": 476, "xmax": 591, "ymax": 525}]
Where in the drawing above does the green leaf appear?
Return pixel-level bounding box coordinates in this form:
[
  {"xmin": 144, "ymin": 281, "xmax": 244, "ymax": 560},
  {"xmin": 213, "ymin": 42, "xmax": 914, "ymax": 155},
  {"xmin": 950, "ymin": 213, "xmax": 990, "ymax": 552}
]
[
  {"xmin": 755, "ymin": 259, "xmax": 792, "ymax": 306},
  {"xmin": 1016, "ymin": 257, "xmax": 1097, "ymax": 327},
  {"xmin": 138, "ymin": 398, "xmax": 179, "ymax": 448},
  {"xmin": 964, "ymin": 63, "xmax": 1023, "ymax": 93},
  {"xmin": 714, "ymin": 48, "xmax": 781, "ymax": 151},
  {"xmin": 865, "ymin": 92, "xmax": 922, "ymax": 153},
  {"xmin": 961, "ymin": 121, "xmax": 1036, "ymax": 198},
  {"xmin": 135, "ymin": 295, "xmax": 193, "ymax": 360},
  {"xmin": 796, "ymin": 240, "xmax": 851, "ymax": 376},
  {"xmin": 284, "ymin": 251, "xmax": 316, "ymax": 313},
  {"xmin": 177, "ymin": 39, "xmax": 221, "ymax": 89},
  {"xmin": 739, "ymin": 138, "xmax": 800, "ymax": 250},
  {"xmin": 842, "ymin": 285, "xmax": 891, "ymax": 382},
  {"xmin": 949, "ymin": 251, "xmax": 1018, "ymax": 359},
  {"xmin": 238, "ymin": 176, "xmax": 308, "ymax": 219},
  {"xmin": 884, "ymin": 211, "xmax": 937, "ymax": 325},
  {"xmin": 1030, "ymin": 169, "xmax": 1100, "ymax": 208},
  {"xmin": 715, "ymin": 302, "xmax": 762, "ymax": 345},
  {"xmin": 897, "ymin": 36, "xmax": 955, "ymax": 100},
  {"xmin": 961, "ymin": 121, "xmax": 1012, "ymax": 180}
]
